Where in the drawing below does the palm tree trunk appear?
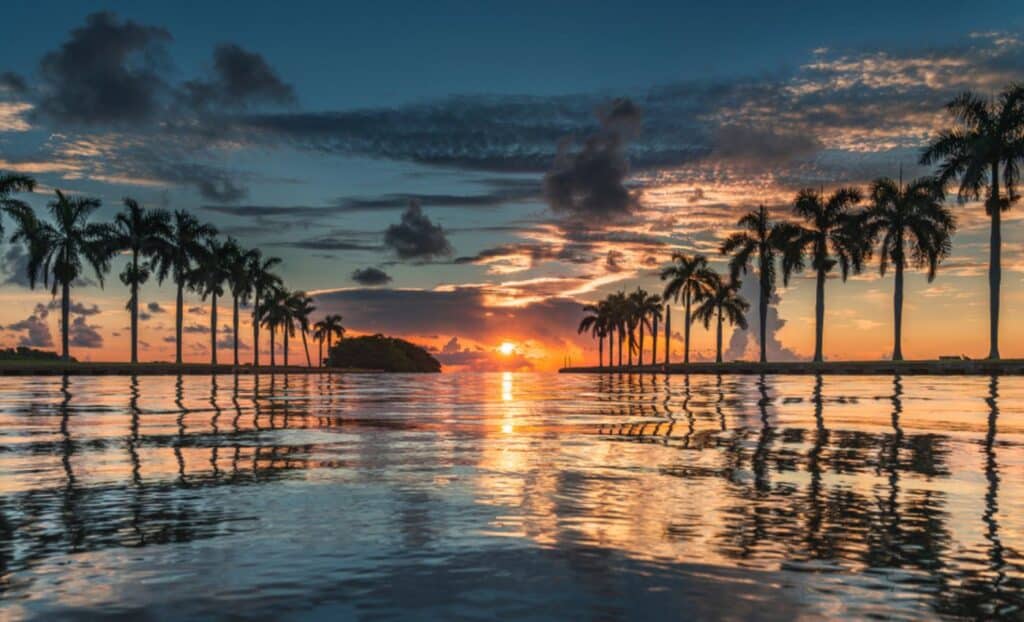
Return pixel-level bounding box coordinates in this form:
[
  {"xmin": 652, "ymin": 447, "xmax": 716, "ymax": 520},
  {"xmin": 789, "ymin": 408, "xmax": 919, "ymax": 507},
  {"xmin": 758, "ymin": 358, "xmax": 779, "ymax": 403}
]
[
  {"xmin": 664, "ymin": 305, "xmax": 671, "ymax": 366},
  {"xmin": 251, "ymin": 291, "xmax": 260, "ymax": 368},
  {"xmin": 130, "ymin": 251, "xmax": 139, "ymax": 365},
  {"xmin": 814, "ymin": 268, "xmax": 826, "ymax": 363},
  {"xmin": 759, "ymin": 260, "xmax": 769, "ymax": 364},
  {"xmin": 269, "ymin": 324, "xmax": 276, "ymax": 367},
  {"xmin": 318, "ymin": 337, "xmax": 323, "ymax": 368},
  {"xmin": 716, "ymin": 304, "xmax": 724, "ymax": 364},
  {"xmin": 617, "ymin": 326, "xmax": 623, "ymax": 367},
  {"xmin": 628, "ymin": 326, "xmax": 634, "ymax": 367},
  {"xmin": 892, "ymin": 256, "xmax": 904, "ymax": 361},
  {"xmin": 232, "ymin": 294, "xmax": 240, "ymax": 367},
  {"xmin": 302, "ymin": 329, "xmax": 311, "ymax": 367},
  {"xmin": 684, "ymin": 291, "xmax": 692, "ymax": 364},
  {"xmin": 210, "ymin": 293, "xmax": 218, "ymax": 366},
  {"xmin": 175, "ymin": 280, "xmax": 184, "ymax": 365},
  {"xmin": 639, "ymin": 321, "xmax": 645, "ymax": 368},
  {"xmin": 988, "ymin": 161, "xmax": 1001, "ymax": 360},
  {"xmin": 283, "ymin": 328, "xmax": 289, "ymax": 367},
  {"xmin": 651, "ymin": 314, "xmax": 658, "ymax": 367},
  {"xmin": 61, "ymin": 281, "xmax": 70, "ymax": 361},
  {"xmin": 598, "ymin": 333, "xmax": 603, "ymax": 368}
]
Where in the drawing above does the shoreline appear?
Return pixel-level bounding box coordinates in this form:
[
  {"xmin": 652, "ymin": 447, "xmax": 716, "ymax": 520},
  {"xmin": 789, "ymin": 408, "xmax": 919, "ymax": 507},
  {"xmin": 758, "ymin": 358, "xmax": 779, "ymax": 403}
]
[
  {"xmin": 0, "ymin": 362, "xmax": 376, "ymax": 376},
  {"xmin": 560, "ymin": 359, "xmax": 1024, "ymax": 376}
]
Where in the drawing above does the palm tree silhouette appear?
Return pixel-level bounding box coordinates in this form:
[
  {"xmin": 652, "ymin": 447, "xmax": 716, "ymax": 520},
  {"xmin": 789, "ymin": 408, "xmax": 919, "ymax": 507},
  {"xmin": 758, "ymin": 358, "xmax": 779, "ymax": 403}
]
[
  {"xmin": 10, "ymin": 190, "xmax": 115, "ymax": 360},
  {"xmin": 222, "ymin": 238, "xmax": 258, "ymax": 367},
  {"xmin": 317, "ymin": 314, "xmax": 345, "ymax": 363},
  {"xmin": 0, "ymin": 172, "xmax": 35, "ymax": 233},
  {"xmin": 288, "ymin": 291, "xmax": 316, "ymax": 367},
  {"xmin": 721, "ymin": 205, "xmax": 797, "ymax": 363},
  {"xmin": 693, "ymin": 276, "xmax": 749, "ymax": 363},
  {"xmin": 246, "ymin": 251, "xmax": 282, "ymax": 368},
  {"xmin": 606, "ymin": 291, "xmax": 630, "ymax": 368},
  {"xmin": 780, "ymin": 187, "xmax": 865, "ymax": 362},
  {"xmin": 661, "ymin": 253, "xmax": 717, "ymax": 364},
  {"xmin": 112, "ymin": 198, "xmax": 171, "ymax": 364},
  {"xmin": 259, "ymin": 287, "xmax": 289, "ymax": 368},
  {"xmin": 862, "ymin": 175, "xmax": 955, "ymax": 360},
  {"xmin": 920, "ymin": 85, "xmax": 1024, "ymax": 359},
  {"xmin": 629, "ymin": 288, "xmax": 662, "ymax": 366},
  {"xmin": 577, "ymin": 302, "xmax": 606, "ymax": 367},
  {"xmin": 312, "ymin": 320, "xmax": 327, "ymax": 367},
  {"xmin": 160, "ymin": 211, "xmax": 217, "ymax": 365},
  {"xmin": 189, "ymin": 237, "xmax": 229, "ymax": 365}
]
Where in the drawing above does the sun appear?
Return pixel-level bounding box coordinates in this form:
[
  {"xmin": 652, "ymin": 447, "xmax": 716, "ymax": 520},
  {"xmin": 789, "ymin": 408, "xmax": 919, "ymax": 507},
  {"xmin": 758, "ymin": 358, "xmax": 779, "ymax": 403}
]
[{"xmin": 498, "ymin": 341, "xmax": 516, "ymax": 356}]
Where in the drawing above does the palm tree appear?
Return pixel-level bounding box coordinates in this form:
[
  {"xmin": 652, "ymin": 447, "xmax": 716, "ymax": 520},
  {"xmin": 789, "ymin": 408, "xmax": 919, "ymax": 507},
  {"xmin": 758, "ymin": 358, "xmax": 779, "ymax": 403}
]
[
  {"xmin": 222, "ymin": 238, "xmax": 257, "ymax": 367},
  {"xmin": 920, "ymin": 85, "xmax": 1024, "ymax": 359},
  {"xmin": 0, "ymin": 173, "xmax": 35, "ymax": 232},
  {"xmin": 780, "ymin": 187, "xmax": 865, "ymax": 363},
  {"xmin": 318, "ymin": 314, "xmax": 345, "ymax": 356},
  {"xmin": 660, "ymin": 253, "xmax": 717, "ymax": 364},
  {"xmin": 259, "ymin": 287, "xmax": 289, "ymax": 367},
  {"xmin": 10, "ymin": 190, "xmax": 115, "ymax": 360},
  {"xmin": 246, "ymin": 251, "xmax": 282, "ymax": 368},
  {"xmin": 721, "ymin": 205, "xmax": 798, "ymax": 363},
  {"xmin": 629, "ymin": 289, "xmax": 662, "ymax": 366},
  {"xmin": 159, "ymin": 211, "xmax": 216, "ymax": 365},
  {"xmin": 606, "ymin": 291, "xmax": 629, "ymax": 368},
  {"xmin": 693, "ymin": 276, "xmax": 750, "ymax": 363},
  {"xmin": 578, "ymin": 301, "xmax": 610, "ymax": 368},
  {"xmin": 288, "ymin": 291, "xmax": 316, "ymax": 367},
  {"xmin": 313, "ymin": 320, "xmax": 328, "ymax": 367},
  {"xmin": 189, "ymin": 238, "xmax": 229, "ymax": 366},
  {"xmin": 112, "ymin": 198, "xmax": 171, "ymax": 364},
  {"xmin": 862, "ymin": 175, "xmax": 955, "ymax": 361}
]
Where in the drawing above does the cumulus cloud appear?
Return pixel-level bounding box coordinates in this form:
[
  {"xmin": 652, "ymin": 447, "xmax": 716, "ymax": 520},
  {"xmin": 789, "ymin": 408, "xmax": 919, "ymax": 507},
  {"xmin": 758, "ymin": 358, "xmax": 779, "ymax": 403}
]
[
  {"xmin": 543, "ymin": 98, "xmax": 641, "ymax": 223},
  {"xmin": 68, "ymin": 316, "xmax": 103, "ymax": 348},
  {"xmin": 351, "ymin": 267, "xmax": 392, "ymax": 286},
  {"xmin": 147, "ymin": 301, "xmax": 166, "ymax": 313},
  {"xmin": 46, "ymin": 300, "xmax": 102, "ymax": 316},
  {"xmin": 1, "ymin": 244, "xmax": 31, "ymax": 287},
  {"xmin": 182, "ymin": 43, "xmax": 295, "ymax": 111},
  {"xmin": 0, "ymin": 72, "xmax": 27, "ymax": 95},
  {"xmin": 7, "ymin": 304, "xmax": 54, "ymax": 348},
  {"xmin": 724, "ymin": 273, "xmax": 801, "ymax": 362},
  {"xmin": 383, "ymin": 201, "xmax": 453, "ymax": 260}
]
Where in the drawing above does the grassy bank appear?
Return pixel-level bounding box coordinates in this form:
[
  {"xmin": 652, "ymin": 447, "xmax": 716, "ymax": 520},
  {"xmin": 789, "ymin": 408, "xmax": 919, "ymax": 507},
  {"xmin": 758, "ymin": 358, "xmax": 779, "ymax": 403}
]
[
  {"xmin": 561, "ymin": 358, "xmax": 1024, "ymax": 376},
  {"xmin": 0, "ymin": 361, "xmax": 374, "ymax": 376}
]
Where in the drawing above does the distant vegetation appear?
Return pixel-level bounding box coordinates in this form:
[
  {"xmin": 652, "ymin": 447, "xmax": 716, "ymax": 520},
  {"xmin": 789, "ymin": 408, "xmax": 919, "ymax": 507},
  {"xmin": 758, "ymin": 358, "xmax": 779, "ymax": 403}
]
[
  {"xmin": 0, "ymin": 347, "xmax": 71, "ymax": 362},
  {"xmin": 325, "ymin": 335, "xmax": 441, "ymax": 373}
]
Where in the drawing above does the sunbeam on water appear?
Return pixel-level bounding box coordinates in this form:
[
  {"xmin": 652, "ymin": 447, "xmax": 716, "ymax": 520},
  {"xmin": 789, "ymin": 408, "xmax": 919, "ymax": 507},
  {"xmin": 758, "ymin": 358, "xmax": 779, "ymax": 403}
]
[{"xmin": 0, "ymin": 372, "xmax": 1022, "ymax": 620}]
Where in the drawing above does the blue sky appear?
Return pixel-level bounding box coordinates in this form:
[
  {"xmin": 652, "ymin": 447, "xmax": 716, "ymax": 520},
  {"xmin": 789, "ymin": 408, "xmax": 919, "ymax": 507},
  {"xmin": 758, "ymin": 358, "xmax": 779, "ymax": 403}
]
[{"xmin": 1, "ymin": 2, "xmax": 1023, "ymax": 367}]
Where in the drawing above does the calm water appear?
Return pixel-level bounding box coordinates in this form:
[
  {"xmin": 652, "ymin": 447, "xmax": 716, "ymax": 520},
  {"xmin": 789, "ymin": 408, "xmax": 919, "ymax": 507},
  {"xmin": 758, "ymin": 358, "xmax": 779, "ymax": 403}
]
[{"xmin": 0, "ymin": 372, "xmax": 1022, "ymax": 620}]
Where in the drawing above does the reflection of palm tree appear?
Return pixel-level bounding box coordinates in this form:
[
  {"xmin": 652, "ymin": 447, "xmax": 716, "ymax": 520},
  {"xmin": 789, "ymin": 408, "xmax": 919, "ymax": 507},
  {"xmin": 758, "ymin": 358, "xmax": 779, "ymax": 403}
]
[
  {"xmin": 721, "ymin": 205, "xmax": 796, "ymax": 363},
  {"xmin": 10, "ymin": 191, "xmax": 116, "ymax": 360},
  {"xmin": 693, "ymin": 276, "xmax": 749, "ymax": 363},
  {"xmin": 660, "ymin": 253, "xmax": 717, "ymax": 364},
  {"xmin": 982, "ymin": 376, "xmax": 1007, "ymax": 601},
  {"xmin": 921, "ymin": 86, "xmax": 1024, "ymax": 359},
  {"xmin": 752, "ymin": 375, "xmax": 774, "ymax": 492},
  {"xmin": 806, "ymin": 374, "xmax": 827, "ymax": 553},
  {"xmin": 128, "ymin": 374, "xmax": 142, "ymax": 486},
  {"xmin": 779, "ymin": 187, "xmax": 865, "ymax": 362},
  {"xmin": 112, "ymin": 198, "xmax": 172, "ymax": 364},
  {"xmin": 862, "ymin": 176, "xmax": 955, "ymax": 360}
]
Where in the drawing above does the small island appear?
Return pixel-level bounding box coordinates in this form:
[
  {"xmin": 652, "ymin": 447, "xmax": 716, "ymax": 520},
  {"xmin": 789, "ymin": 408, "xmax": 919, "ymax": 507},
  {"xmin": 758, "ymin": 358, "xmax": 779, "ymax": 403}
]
[{"xmin": 326, "ymin": 334, "xmax": 441, "ymax": 373}]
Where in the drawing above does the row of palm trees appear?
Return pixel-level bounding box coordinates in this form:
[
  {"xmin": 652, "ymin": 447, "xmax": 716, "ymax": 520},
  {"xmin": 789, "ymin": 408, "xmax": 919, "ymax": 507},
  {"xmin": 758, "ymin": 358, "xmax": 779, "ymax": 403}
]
[
  {"xmin": 0, "ymin": 178, "xmax": 347, "ymax": 365},
  {"xmin": 577, "ymin": 80, "xmax": 1024, "ymax": 366}
]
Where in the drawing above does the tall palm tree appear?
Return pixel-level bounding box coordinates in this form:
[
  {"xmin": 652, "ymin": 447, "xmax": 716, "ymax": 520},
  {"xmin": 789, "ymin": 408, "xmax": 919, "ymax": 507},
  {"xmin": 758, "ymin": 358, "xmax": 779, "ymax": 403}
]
[
  {"xmin": 721, "ymin": 205, "xmax": 798, "ymax": 363},
  {"xmin": 920, "ymin": 85, "xmax": 1024, "ymax": 359},
  {"xmin": 661, "ymin": 253, "xmax": 717, "ymax": 364},
  {"xmin": 222, "ymin": 238, "xmax": 257, "ymax": 367},
  {"xmin": 312, "ymin": 320, "xmax": 328, "ymax": 367},
  {"xmin": 693, "ymin": 276, "xmax": 750, "ymax": 363},
  {"xmin": 862, "ymin": 175, "xmax": 955, "ymax": 361},
  {"xmin": 606, "ymin": 291, "xmax": 629, "ymax": 368},
  {"xmin": 629, "ymin": 288, "xmax": 662, "ymax": 366},
  {"xmin": 780, "ymin": 187, "xmax": 865, "ymax": 363},
  {"xmin": 247, "ymin": 251, "xmax": 282, "ymax": 368},
  {"xmin": 288, "ymin": 291, "xmax": 316, "ymax": 367},
  {"xmin": 10, "ymin": 190, "xmax": 115, "ymax": 360},
  {"xmin": 190, "ymin": 238, "xmax": 229, "ymax": 366},
  {"xmin": 578, "ymin": 301, "xmax": 612, "ymax": 368},
  {"xmin": 112, "ymin": 198, "xmax": 171, "ymax": 364},
  {"xmin": 158, "ymin": 211, "xmax": 217, "ymax": 365},
  {"xmin": 259, "ymin": 287, "xmax": 289, "ymax": 367},
  {"xmin": 318, "ymin": 314, "xmax": 345, "ymax": 356}
]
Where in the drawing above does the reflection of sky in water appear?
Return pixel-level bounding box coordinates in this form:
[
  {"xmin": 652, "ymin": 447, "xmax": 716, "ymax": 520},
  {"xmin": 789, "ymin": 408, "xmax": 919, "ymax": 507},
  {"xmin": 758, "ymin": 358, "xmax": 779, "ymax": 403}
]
[{"xmin": 0, "ymin": 373, "xmax": 1021, "ymax": 619}]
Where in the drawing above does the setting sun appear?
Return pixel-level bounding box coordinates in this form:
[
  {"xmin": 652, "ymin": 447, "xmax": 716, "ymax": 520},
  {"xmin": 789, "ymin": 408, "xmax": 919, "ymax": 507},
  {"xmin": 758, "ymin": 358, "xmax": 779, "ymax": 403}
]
[{"xmin": 498, "ymin": 341, "xmax": 517, "ymax": 356}]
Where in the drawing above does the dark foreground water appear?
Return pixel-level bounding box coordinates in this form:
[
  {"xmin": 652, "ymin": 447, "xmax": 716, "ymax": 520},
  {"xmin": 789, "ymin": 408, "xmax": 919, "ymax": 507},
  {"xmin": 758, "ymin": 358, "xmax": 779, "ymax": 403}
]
[{"xmin": 0, "ymin": 372, "xmax": 1022, "ymax": 620}]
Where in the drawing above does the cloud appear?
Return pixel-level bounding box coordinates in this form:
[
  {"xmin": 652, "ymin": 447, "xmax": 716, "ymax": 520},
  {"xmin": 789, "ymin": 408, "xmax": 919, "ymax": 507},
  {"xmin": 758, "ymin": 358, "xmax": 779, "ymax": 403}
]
[
  {"xmin": 1, "ymin": 244, "xmax": 31, "ymax": 287},
  {"xmin": 35, "ymin": 11, "xmax": 173, "ymax": 126},
  {"xmin": 543, "ymin": 98, "xmax": 641, "ymax": 223},
  {"xmin": 7, "ymin": 304, "xmax": 54, "ymax": 348},
  {"xmin": 147, "ymin": 301, "xmax": 166, "ymax": 313},
  {"xmin": 181, "ymin": 43, "xmax": 295, "ymax": 111},
  {"xmin": 68, "ymin": 316, "xmax": 103, "ymax": 348},
  {"xmin": 0, "ymin": 72, "xmax": 27, "ymax": 95},
  {"xmin": 724, "ymin": 274, "xmax": 801, "ymax": 362},
  {"xmin": 46, "ymin": 300, "xmax": 101, "ymax": 316},
  {"xmin": 351, "ymin": 267, "xmax": 392, "ymax": 286},
  {"xmin": 383, "ymin": 201, "xmax": 453, "ymax": 260},
  {"xmin": 605, "ymin": 250, "xmax": 625, "ymax": 273},
  {"xmin": 183, "ymin": 323, "xmax": 209, "ymax": 333},
  {"xmin": 281, "ymin": 236, "xmax": 381, "ymax": 252}
]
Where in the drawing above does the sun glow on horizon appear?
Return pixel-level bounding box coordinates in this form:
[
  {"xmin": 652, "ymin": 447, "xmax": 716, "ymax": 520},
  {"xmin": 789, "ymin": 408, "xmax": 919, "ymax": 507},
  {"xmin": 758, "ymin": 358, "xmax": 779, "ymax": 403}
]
[{"xmin": 498, "ymin": 341, "xmax": 517, "ymax": 356}]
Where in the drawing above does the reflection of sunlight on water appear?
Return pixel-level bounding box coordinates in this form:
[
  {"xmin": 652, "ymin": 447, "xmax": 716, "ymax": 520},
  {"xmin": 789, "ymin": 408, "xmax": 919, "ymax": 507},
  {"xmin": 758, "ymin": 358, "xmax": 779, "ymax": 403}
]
[{"xmin": 501, "ymin": 371, "xmax": 513, "ymax": 402}]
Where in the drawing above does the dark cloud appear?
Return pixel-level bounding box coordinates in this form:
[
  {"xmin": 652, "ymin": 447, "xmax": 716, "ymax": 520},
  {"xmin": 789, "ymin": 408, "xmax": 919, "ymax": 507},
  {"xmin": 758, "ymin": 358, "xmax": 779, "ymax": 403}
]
[
  {"xmin": 147, "ymin": 301, "xmax": 166, "ymax": 313},
  {"xmin": 281, "ymin": 236, "xmax": 382, "ymax": 252},
  {"xmin": 188, "ymin": 306, "xmax": 206, "ymax": 315},
  {"xmin": 351, "ymin": 267, "xmax": 392, "ymax": 286},
  {"xmin": 68, "ymin": 316, "xmax": 103, "ymax": 348},
  {"xmin": 7, "ymin": 304, "xmax": 54, "ymax": 348},
  {"xmin": 36, "ymin": 11, "xmax": 172, "ymax": 125},
  {"xmin": 454, "ymin": 242, "xmax": 594, "ymax": 267},
  {"xmin": 183, "ymin": 323, "xmax": 209, "ymax": 333},
  {"xmin": 710, "ymin": 124, "xmax": 822, "ymax": 166},
  {"xmin": 182, "ymin": 43, "xmax": 295, "ymax": 111},
  {"xmin": 383, "ymin": 201, "xmax": 453, "ymax": 260},
  {"xmin": 605, "ymin": 250, "xmax": 625, "ymax": 273},
  {"xmin": 46, "ymin": 300, "xmax": 102, "ymax": 316},
  {"xmin": 543, "ymin": 98, "xmax": 641, "ymax": 223},
  {"xmin": 1, "ymin": 245, "xmax": 31, "ymax": 287},
  {"xmin": 0, "ymin": 72, "xmax": 27, "ymax": 95}
]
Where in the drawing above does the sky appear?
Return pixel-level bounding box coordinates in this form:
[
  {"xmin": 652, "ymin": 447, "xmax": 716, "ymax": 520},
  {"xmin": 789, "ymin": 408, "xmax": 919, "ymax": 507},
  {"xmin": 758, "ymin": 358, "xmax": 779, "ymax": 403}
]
[{"xmin": 1, "ymin": 1, "xmax": 1024, "ymax": 370}]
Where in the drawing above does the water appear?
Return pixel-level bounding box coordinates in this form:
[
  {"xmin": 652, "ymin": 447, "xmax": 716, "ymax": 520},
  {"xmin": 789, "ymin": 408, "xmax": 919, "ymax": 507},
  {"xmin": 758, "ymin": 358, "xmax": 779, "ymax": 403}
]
[{"xmin": 0, "ymin": 372, "xmax": 1022, "ymax": 620}]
